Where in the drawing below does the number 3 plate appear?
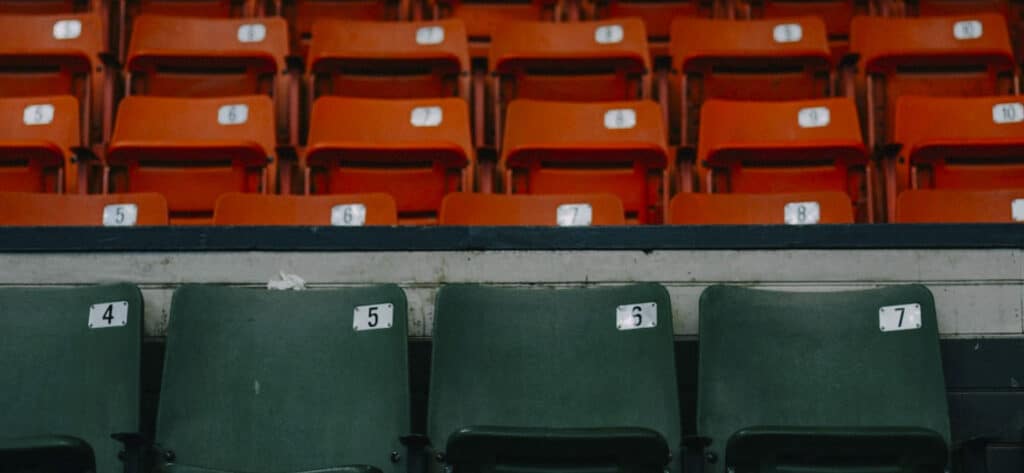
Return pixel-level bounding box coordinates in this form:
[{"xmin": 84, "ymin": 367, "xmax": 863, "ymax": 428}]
[
  {"xmin": 879, "ymin": 303, "xmax": 921, "ymax": 332},
  {"xmin": 353, "ymin": 303, "xmax": 393, "ymax": 331},
  {"xmin": 616, "ymin": 302, "xmax": 657, "ymax": 331}
]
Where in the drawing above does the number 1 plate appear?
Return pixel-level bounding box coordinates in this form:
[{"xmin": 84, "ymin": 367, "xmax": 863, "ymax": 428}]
[
  {"xmin": 879, "ymin": 303, "xmax": 921, "ymax": 332},
  {"xmin": 616, "ymin": 302, "xmax": 657, "ymax": 331},
  {"xmin": 353, "ymin": 303, "xmax": 393, "ymax": 331}
]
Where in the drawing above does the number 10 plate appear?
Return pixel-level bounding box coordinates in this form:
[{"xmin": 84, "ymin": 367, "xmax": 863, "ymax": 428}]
[{"xmin": 878, "ymin": 303, "xmax": 921, "ymax": 333}]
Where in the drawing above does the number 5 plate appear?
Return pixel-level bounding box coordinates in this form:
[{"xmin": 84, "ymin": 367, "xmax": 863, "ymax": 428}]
[
  {"xmin": 879, "ymin": 303, "xmax": 921, "ymax": 332},
  {"xmin": 353, "ymin": 303, "xmax": 393, "ymax": 331},
  {"xmin": 616, "ymin": 302, "xmax": 657, "ymax": 331}
]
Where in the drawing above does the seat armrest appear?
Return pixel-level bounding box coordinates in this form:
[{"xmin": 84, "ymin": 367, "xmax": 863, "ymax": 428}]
[{"xmin": 0, "ymin": 435, "xmax": 95, "ymax": 473}]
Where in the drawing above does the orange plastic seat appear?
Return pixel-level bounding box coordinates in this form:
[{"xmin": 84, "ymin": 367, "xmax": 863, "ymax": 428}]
[
  {"xmin": 307, "ymin": 19, "xmax": 470, "ymax": 102},
  {"xmin": 895, "ymin": 188, "xmax": 1024, "ymax": 223},
  {"xmin": 305, "ymin": 96, "xmax": 474, "ymax": 224},
  {"xmin": 126, "ymin": 14, "xmax": 295, "ymax": 143},
  {"xmin": 0, "ymin": 191, "xmax": 168, "ymax": 226},
  {"xmin": 119, "ymin": 1, "xmax": 256, "ymax": 59},
  {"xmin": 885, "ymin": 95, "xmax": 1024, "ymax": 219},
  {"xmin": 107, "ymin": 95, "xmax": 277, "ymax": 224},
  {"xmin": 669, "ymin": 16, "xmax": 833, "ymax": 146},
  {"xmin": 280, "ymin": 0, "xmax": 404, "ymax": 57},
  {"xmin": 490, "ymin": 18, "xmax": 651, "ymax": 148},
  {"xmin": 737, "ymin": 0, "xmax": 861, "ymax": 59},
  {"xmin": 0, "ymin": 13, "xmax": 109, "ymax": 148},
  {"xmin": 501, "ymin": 99, "xmax": 668, "ymax": 224},
  {"xmin": 213, "ymin": 192, "xmax": 398, "ymax": 225},
  {"xmin": 850, "ymin": 14, "xmax": 1017, "ymax": 150},
  {"xmin": 587, "ymin": 0, "xmax": 707, "ymax": 57},
  {"xmin": 440, "ymin": 192, "xmax": 625, "ymax": 225},
  {"xmin": 696, "ymin": 98, "xmax": 871, "ymax": 221},
  {"xmin": 668, "ymin": 191, "xmax": 854, "ymax": 224},
  {"xmin": 431, "ymin": 0, "xmax": 559, "ymax": 58},
  {"xmin": 0, "ymin": 96, "xmax": 80, "ymax": 194}
]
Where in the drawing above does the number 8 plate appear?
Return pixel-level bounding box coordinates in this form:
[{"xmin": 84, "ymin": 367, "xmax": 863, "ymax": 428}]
[{"xmin": 878, "ymin": 303, "xmax": 921, "ymax": 333}]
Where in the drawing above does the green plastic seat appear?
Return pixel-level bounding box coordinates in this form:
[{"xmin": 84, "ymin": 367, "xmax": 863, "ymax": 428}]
[
  {"xmin": 697, "ymin": 285, "xmax": 951, "ymax": 473},
  {"xmin": 428, "ymin": 284, "xmax": 681, "ymax": 473},
  {"xmin": 156, "ymin": 284, "xmax": 410, "ymax": 473},
  {"xmin": 0, "ymin": 284, "xmax": 143, "ymax": 473}
]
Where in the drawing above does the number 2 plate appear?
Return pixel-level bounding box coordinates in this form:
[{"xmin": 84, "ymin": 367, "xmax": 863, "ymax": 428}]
[
  {"xmin": 353, "ymin": 303, "xmax": 393, "ymax": 331},
  {"xmin": 616, "ymin": 302, "xmax": 657, "ymax": 331},
  {"xmin": 88, "ymin": 301, "xmax": 129, "ymax": 329},
  {"xmin": 879, "ymin": 303, "xmax": 921, "ymax": 332}
]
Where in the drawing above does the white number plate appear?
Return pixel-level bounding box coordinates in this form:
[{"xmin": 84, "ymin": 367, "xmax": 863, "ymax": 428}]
[
  {"xmin": 992, "ymin": 103, "xmax": 1023, "ymax": 124},
  {"xmin": 556, "ymin": 204, "xmax": 592, "ymax": 227},
  {"xmin": 953, "ymin": 20, "xmax": 983, "ymax": 40},
  {"xmin": 1012, "ymin": 199, "xmax": 1024, "ymax": 221},
  {"xmin": 353, "ymin": 303, "xmax": 393, "ymax": 331},
  {"xmin": 784, "ymin": 201, "xmax": 820, "ymax": 225},
  {"xmin": 798, "ymin": 106, "xmax": 830, "ymax": 128},
  {"xmin": 103, "ymin": 204, "xmax": 138, "ymax": 227},
  {"xmin": 595, "ymin": 24, "xmax": 624, "ymax": 44},
  {"xmin": 604, "ymin": 109, "xmax": 636, "ymax": 130},
  {"xmin": 88, "ymin": 301, "xmax": 129, "ymax": 329},
  {"xmin": 23, "ymin": 104, "xmax": 55, "ymax": 126},
  {"xmin": 416, "ymin": 26, "xmax": 445, "ymax": 45},
  {"xmin": 410, "ymin": 106, "xmax": 443, "ymax": 127},
  {"xmin": 879, "ymin": 303, "xmax": 922, "ymax": 332},
  {"xmin": 773, "ymin": 23, "xmax": 803, "ymax": 43},
  {"xmin": 237, "ymin": 23, "xmax": 266, "ymax": 43},
  {"xmin": 218, "ymin": 104, "xmax": 248, "ymax": 125},
  {"xmin": 53, "ymin": 19, "xmax": 82, "ymax": 40},
  {"xmin": 616, "ymin": 302, "xmax": 657, "ymax": 331},
  {"xmin": 331, "ymin": 204, "xmax": 367, "ymax": 226}
]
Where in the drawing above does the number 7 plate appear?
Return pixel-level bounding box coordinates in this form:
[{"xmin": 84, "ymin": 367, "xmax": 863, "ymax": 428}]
[{"xmin": 878, "ymin": 303, "xmax": 921, "ymax": 333}]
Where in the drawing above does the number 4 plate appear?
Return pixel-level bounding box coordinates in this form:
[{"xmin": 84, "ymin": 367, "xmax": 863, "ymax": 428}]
[
  {"xmin": 88, "ymin": 301, "xmax": 129, "ymax": 329},
  {"xmin": 353, "ymin": 303, "xmax": 393, "ymax": 331},
  {"xmin": 879, "ymin": 303, "xmax": 921, "ymax": 332},
  {"xmin": 616, "ymin": 302, "xmax": 657, "ymax": 331}
]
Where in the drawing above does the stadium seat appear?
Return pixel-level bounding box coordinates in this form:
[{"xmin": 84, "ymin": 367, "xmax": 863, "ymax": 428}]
[
  {"xmin": 0, "ymin": 284, "xmax": 142, "ymax": 473},
  {"xmin": 305, "ymin": 96, "xmax": 473, "ymax": 224},
  {"xmin": 695, "ymin": 98, "xmax": 871, "ymax": 221},
  {"xmin": 896, "ymin": 188, "xmax": 1024, "ymax": 223},
  {"xmin": 119, "ymin": 1, "xmax": 256, "ymax": 58},
  {"xmin": 430, "ymin": 0, "xmax": 559, "ymax": 58},
  {"xmin": 584, "ymin": 0, "xmax": 709, "ymax": 58},
  {"xmin": 213, "ymin": 192, "xmax": 398, "ymax": 225},
  {"xmin": 696, "ymin": 284, "xmax": 950, "ymax": 473},
  {"xmin": 885, "ymin": 95, "xmax": 1024, "ymax": 220},
  {"xmin": 734, "ymin": 0, "xmax": 862, "ymax": 60},
  {"xmin": 0, "ymin": 192, "xmax": 168, "ymax": 226},
  {"xmin": 107, "ymin": 95, "xmax": 277, "ymax": 224},
  {"xmin": 125, "ymin": 14, "xmax": 295, "ymax": 143},
  {"xmin": 0, "ymin": 13, "xmax": 110, "ymax": 148},
  {"xmin": 279, "ymin": 0, "xmax": 406, "ymax": 57},
  {"xmin": 668, "ymin": 16, "xmax": 833, "ymax": 146},
  {"xmin": 490, "ymin": 18, "xmax": 650, "ymax": 149},
  {"xmin": 0, "ymin": 96, "xmax": 81, "ymax": 194},
  {"xmin": 668, "ymin": 191, "xmax": 854, "ymax": 224},
  {"xmin": 849, "ymin": 14, "xmax": 1017, "ymax": 150},
  {"xmin": 439, "ymin": 192, "xmax": 626, "ymax": 225},
  {"xmin": 156, "ymin": 284, "xmax": 409, "ymax": 473},
  {"xmin": 307, "ymin": 19, "xmax": 470, "ymax": 102},
  {"xmin": 428, "ymin": 284, "xmax": 680, "ymax": 473},
  {"xmin": 501, "ymin": 99, "xmax": 668, "ymax": 224}
]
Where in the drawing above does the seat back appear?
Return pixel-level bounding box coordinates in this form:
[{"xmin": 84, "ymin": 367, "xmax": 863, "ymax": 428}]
[
  {"xmin": 0, "ymin": 96, "xmax": 79, "ymax": 193},
  {"xmin": 743, "ymin": 0, "xmax": 859, "ymax": 58},
  {"xmin": 668, "ymin": 191, "xmax": 853, "ymax": 224},
  {"xmin": 896, "ymin": 188, "xmax": 1024, "ymax": 223},
  {"xmin": 428, "ymin": 283, "xmax": 680, "ymax": 471},
  {"xmin": 308, "ymin": 19, "xmax": 470, "ymax": 100},
  {"xmin": 439, "ymin": 192, "xmax": 625, "ymax": 225},
  {"xmin": 0, "ymin": 284, "xmax": 142, "ymax": 473},
  {"xmin": 286, "ymin": 0, "xmax": 402, "ymax": 57},
  {"xmin": 0, "ymin": 192, "xmax": 168, "ymax": 225},
  {"xmin": 501, "ymin": 99, "xmax": 668, "ymax": 223},
  {"xmin": 850, "ymin": 14, "xmax": 1016, "ymax": 148},
  {"xmin": 595, "ymin": 0, "xmax": 705, "ymax": 50},
  {"xmin": 213, "ymin": 192, "xmax": 398, "ymax": 225},
  {"xmin": 157, "ymin": 284, "xmax": 409, "ymax": 473},
  {"xmin": 306, "ymin": 96, "xmax": 473, "ymax": 223},
  {"xmin": 108, "ymin": 95, "xmax": 276, "ymax": 223},
  {"xmin": 669, "ymin": 16, "xmax": 832, "ymax": 145},
  {"xmin": 433, "ymin": 0, "xmax": 557, "ymax": 57},
  {"xmin": 697, "ymin": 98, "xmax": 869, "ymax": 220},
  {"xmin": 697, "ymin": 285, "xmax": 950, "ymax": 473}
]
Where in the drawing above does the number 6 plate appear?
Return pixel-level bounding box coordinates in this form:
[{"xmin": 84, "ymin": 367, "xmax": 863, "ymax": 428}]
[
  {"xmin": 879, "ymin": 303, "xmax": 921, "ymax": 332},
  {"xmin": 616, "ymin": 302, "xmax": 657, "ymax": 331},
  {"xmin": 353, "ymin": 303, "xmax": 393, "ymax": 331}
]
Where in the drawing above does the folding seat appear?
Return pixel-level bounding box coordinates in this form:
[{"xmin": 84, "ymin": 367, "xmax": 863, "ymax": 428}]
[
  {"xmin": 305, "ymin": 96, "xmax": 473, "ymax": 224},
  {"xmin": 429, "ymin": 284, "xmax": 680, "ymax": 473},
  {"xmin": 668, "ymin": 191, "xmax": 854, "ymax": 224},
  {"xmin": 501, "ymin": 99, "xmax": 668, "ymax": 224},
  {"xmin": 0, "ymin": 96, "xmax": 81, "ymax": 194},
  {"xmin": 0, "ymin": 13, "xmax": 111, "ymax": 148},
  {"xmin": 107, "ymin": 95, "xmax": 277, "ymax": 224},
  {"xmin": 439, "ymin": 192, "xmax": 626, "ymax": 225},
  {"xmin": 0, "ymin": 192, "xmax": 168, "ymax": 225},
  {"xmin": 849, "ymin": 14, "xmax": 1017, "ymax": 150},
  {"xmin": 279, "ymin": 0, "xmax": 406, "ymax": 57},
  {"xmin": 0, "ymin": 284, "xmax": 142, "ymax": 473},
  {"xmin": 431, "ymin": 0, "xmax": 560, "ymax": 58},
  {"xmin": 896, "ymin": 189, "xmax": 1024, "ymax": 222},
  {"xmin": 307, "ymin": 19, "xmax": 470, "ymax": 103},
  {"xmin": 695, "ymin": 98, "xmax": 872, "ymax": 221},
  {"xmin": 695, "ymin": 284, "xmax": 950, "ymax": 473},
  {"xmin": 734, "ymin": 0, "xmax": 864, "ymax": 59},
  {"xmin": 490, "ymin": 18, "xmax": 650, "ymax": 148},
  {"xmin": 668, "ymin": 16, "xmax": 833, "ymax": 146},
  {"xmin": 119, "ymin": 1, "xmax": 256, "ymax": 56},
  {"xmin": 125, "ymin": 14, "xmax": 296, "ymax": 143},
  {"xmin": 155, "ymin": 284, "xmax": 409, "ymax": 473},
  {"xmin": 213, "ymin": 192, "xmax": 398, "ymax": 225},
  {"xmin": 584, "ymin": 0, "xmax": 711, "ymax": 58}
]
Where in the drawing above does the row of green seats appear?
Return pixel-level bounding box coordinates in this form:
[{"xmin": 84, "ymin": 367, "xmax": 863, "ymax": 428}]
[{"xmin": 0, "ymin": 283, "xmax": 950, "ymax": 473}]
